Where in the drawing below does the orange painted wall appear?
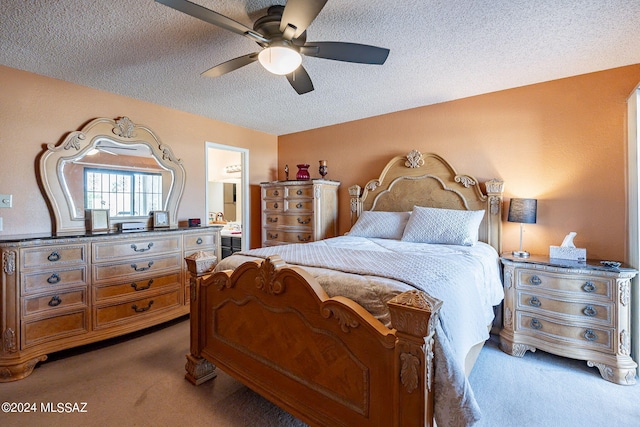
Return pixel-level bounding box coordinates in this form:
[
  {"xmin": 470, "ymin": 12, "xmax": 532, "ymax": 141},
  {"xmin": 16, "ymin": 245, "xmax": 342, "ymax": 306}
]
[
  {"xmin": 0, "ymin": 66, "xmax": 277, "ymax": 249},
  {"xmin": 278, "ymin": 65, "xmax": 640, "ymax": 261}
]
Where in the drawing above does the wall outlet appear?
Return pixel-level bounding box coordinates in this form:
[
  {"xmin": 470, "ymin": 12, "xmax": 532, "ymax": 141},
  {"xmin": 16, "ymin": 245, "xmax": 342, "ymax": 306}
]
[{"xmin": 0, "ymin": 194, "xmax": 12, "ymax": 208}]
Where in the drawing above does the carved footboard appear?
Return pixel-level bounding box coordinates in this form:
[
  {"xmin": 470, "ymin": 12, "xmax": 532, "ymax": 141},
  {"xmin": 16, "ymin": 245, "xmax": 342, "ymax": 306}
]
[{"xmin": 185, "ymin": 256, "xmax": 442, "ymax": 427}]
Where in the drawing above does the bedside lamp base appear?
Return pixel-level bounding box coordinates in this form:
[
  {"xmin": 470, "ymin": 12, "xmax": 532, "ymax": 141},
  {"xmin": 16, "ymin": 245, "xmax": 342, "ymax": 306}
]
[{"xmin": 512, "ymin": 250, "xmax": 530, "ymax": 258}]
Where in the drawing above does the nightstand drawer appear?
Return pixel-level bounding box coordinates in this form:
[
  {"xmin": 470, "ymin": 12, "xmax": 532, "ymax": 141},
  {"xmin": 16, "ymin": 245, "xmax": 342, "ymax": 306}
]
[
  {"xmin": 517, "ymin": 270, "xmax": 613, "ymax": 300},
  {"xmin": 517, "ymin": 312, "xmax": 613, "ymax": 352},
  {"xmin": 517, "ymin": 291, "xmax": 612, "ymax": 325}
]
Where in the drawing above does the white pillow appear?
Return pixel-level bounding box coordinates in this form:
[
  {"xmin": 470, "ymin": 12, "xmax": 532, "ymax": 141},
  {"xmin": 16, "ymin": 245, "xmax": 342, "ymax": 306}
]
[
  {"xmin": 348, "ymin": 211, "xmax": 410, "ymax": 240},
  {"xmin": 401, "ymin": 206, "xmax": 485, "ymax": 246}
]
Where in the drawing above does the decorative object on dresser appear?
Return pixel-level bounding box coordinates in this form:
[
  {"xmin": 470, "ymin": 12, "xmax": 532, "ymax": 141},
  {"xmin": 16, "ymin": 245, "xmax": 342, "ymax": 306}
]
[
  {"xmin": 500, "ymin": 254, "xmax": 637, "ymax": 384},
  {"xmin": 152, "ymin": 210, "xmax": 170, "ymax": 228},
  {"xmin": 85, "ymin": 209, "xmax": 110, "ymax": 232},
  {"xmin": 0, "ymin": 227, "xmax": 221, "ymax": 382},
  {"xmin": 295, "ymin": 164, "xmax": 310, "ymax": 180},
  {"xmin": 549, "ymin": 231, "xmax": 587, "ymax": 261},
  {"xmin": 260, "ymin": 179, "xmax": 339, "ymax": 247},
  {"xmin": 507, "ymin": 198, "xmax": 537, "ymax": 258},
  {"xmin": 318, "ymin": 160, "xmax": 327, "ymax": 178}
]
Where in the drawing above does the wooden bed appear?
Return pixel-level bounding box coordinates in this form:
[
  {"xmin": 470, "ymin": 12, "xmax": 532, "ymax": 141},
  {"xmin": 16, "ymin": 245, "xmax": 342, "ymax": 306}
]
[{"xmin": 185, "ymin": 151, "xmax": 504, "ymax": 427}]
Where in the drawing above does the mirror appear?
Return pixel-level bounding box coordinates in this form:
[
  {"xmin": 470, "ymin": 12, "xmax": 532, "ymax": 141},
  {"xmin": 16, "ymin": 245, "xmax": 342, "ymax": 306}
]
[{"xmin": 39, "ymin": 117, "xmax": 186, "ymax": 233}]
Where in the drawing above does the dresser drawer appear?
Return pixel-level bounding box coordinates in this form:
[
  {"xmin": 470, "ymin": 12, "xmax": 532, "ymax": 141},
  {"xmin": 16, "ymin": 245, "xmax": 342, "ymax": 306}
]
[
  {"xmin": 517, "ymin": 270, "xmax": 613, "ymax": 300},
  {"xmin": 92, "ymin": 235, "xmax": 181, "ymax": 263},
  {"xmin": 92, "ymin": 253, "xmax": 182, "ymax": 284},
  {"xmin": 285, "ymin": 200, "xmax": 313, "ymax": 212},
  {"xmin": 264, "ymin": 214, "xmax": 313, "ymax": 228},
  {"xmin": 285, "ymin": 186, "xmax": 313, "ymax": 198},
  {"xmin": 94, "ymin": 289, "xmax": 182, "ymax": 329},
  {"xmin": 516, "ymin": 312, "xmax": 613, "ymax": 352},
  {"xmin": 264, "ymin": 200, "xmax": 284, "ymax": 211},
  {"xmin": 184, "ymin": 232, "xmax": 217, "ymax": 250},
  {"xmin": 21, "ymin": 266, "xmax": 88, "ymax": 295},
  {"xmin": 21, "ymin": 244, "xmax": 87, "ymax": 269},
  {"xmin": 517, "ymin": 291, "xmax": 612, "ymax": 325},
  {"xmin": 94, "ymin": 272, "xmax": 182, "ymax": 302},
  {"xmin": 264, "ymin": 230, "xmax": 314, "ymax": 244},
  {"xmin": 263, "ymin": 187, "xmax": 285, "ymax": 199},
  {"xmin": 22, "ymin": 310, "xmax": 88, "ymax": 348},
  {"xmin": 23, "ymin": 288, "xmax": 87, "ymax": 316}
]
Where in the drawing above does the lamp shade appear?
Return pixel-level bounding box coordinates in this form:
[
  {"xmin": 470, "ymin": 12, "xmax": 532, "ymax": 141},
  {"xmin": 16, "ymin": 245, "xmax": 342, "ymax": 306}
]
[{"xmin": 508, "ymin": 198, "xmax": 537, "ymax": 224}]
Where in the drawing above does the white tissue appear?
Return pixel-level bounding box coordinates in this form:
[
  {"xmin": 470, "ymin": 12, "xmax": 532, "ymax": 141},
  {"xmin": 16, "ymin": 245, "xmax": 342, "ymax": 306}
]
[{"xmin": 560, "ymin": 232, "xmax": 577, "ymax": 248}]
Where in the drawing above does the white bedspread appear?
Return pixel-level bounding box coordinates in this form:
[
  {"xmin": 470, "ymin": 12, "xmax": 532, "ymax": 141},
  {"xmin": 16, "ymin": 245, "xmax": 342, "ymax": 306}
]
[{"xmin": 216, "ymin": 236, "xmax": 503, "ymax": 427}]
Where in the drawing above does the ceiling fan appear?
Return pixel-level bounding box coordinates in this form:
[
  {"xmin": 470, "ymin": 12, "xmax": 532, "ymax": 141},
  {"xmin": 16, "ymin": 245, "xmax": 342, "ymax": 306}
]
[{"xmin": 156, "ymin": 0, "xmax": 390, "ymax": 94}]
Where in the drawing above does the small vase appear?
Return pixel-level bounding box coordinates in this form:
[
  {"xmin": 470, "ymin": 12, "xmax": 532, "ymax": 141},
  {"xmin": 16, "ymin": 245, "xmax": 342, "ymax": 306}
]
[
  {"xmin": 296, "ymin": 164, "xmax": 310, "ymax": 180},
  {"xmin": 319, "ymin": 160, "xmax": 327, "ymax": 179}
]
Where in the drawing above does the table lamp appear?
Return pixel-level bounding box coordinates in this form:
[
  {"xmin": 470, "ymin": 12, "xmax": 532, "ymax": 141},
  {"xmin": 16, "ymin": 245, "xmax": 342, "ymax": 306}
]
[{"xmin": 508, "ymin": 198, "xmax": 537, "ymax": 258}]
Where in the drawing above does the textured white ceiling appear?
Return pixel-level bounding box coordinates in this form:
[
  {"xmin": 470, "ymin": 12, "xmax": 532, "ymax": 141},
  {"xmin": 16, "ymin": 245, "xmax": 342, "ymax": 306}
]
[{"xmin": 2, "ymin": 0, "xmax": 640, "ymax": 135}]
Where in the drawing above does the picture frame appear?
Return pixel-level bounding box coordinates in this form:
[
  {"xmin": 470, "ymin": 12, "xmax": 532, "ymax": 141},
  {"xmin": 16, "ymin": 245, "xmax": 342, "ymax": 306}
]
[
  {"xmin": 152, "ymin": 210, "xmax": 170, "ymax": 228},
  {"xmin": 85, "ymin": 209, "xmax": 110, "ymax": 232}
]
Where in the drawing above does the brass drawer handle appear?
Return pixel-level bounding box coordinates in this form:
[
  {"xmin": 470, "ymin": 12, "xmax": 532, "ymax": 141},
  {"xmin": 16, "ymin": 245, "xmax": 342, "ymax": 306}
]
[
  {"xmin": 131, "ymin": 279, "xmax": 153, "ymax": 291},
  {"xmin": 297, "ymin": 235, "xmax": 311, "ymax": 242},
  {"xmin": 273, "ymin": 202, "xmax": 279, "ymax": 209},
  {"xmin": 196, "ymin": 237, "xmax": 203, "ymax": 245},
  {"xmin": 48, "ymin": 295, "xmax": 62, "ymax": 307},
  {"xmin": 273, "ymin": 190, "xmax": 279, "ymax": 196},
  {"xmin": 296, "ymin": 203, "xmax": 303, "ymax": 209},
  {"xmin": 584, "ymin": 329, "xmax": 598, "ymax": 342},
  {"xmin": 529, "ymin": 275, "xmax": 542, "ymax": 286},
  {"xmin": 268, "ymin": 233, "xmax": 278, "ymax": 239},
  {"xmin": 267, "ymin": 217, "xmax": 278, "ymax": 223},
  {"xmin": 48, "ymin": 251, "xmax": 61, "ymax": 262},
  {"xmin": 296, "ymin": 189, "xmax": 303, "ymax": 195},
  {"xmin": 47, "ymin": 273, "xmax": 61, "ymax": 284},
  {"xmin": 583, "ymin": 305, "xmax": 597, "ymax": 317},
  {"xmin": 582, "ymin": 281, "xmax": 596, "ymax": 293},
  {"xmin": 530, "ymin": 318, "xmax": 542, "ymax": 330},
  {"xmin": 131, "ymin": 261, "xmax": 154, "ymax": 272},
  {"xmin": 297, "ymin": 217, "xmax": 310, "ymax": 225},
  {"xmin": 131, "ymin": 242, "xmax": 153, "ymax": 253},
  {"xmin": 131, "ymin": 300, "xmax": 154, "ymax": 313},
  {"xmin": 528, "ymin": 296, "xmax": 541, "ymax": 307}
]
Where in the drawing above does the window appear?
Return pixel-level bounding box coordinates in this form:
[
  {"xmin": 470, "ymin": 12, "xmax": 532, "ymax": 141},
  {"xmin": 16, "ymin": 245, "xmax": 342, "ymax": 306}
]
[{"xmin": 85, "ymin": 168, "xmax": 162, "ymax": 217}]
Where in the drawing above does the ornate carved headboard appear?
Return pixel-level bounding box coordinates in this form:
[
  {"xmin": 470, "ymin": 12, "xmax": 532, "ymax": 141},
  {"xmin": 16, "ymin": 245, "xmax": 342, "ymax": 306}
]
[{"xmin": 349, "ymin": 150, "xmax": 504, "ymax": 253}]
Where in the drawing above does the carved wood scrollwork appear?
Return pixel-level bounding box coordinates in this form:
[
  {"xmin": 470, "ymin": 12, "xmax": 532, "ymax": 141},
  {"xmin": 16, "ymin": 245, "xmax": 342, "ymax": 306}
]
[
  {"xmin": 64, "ymin": 132, "xmax": 85, "ymax": 150},
  {"xmin": 3, "ymin": 250, "xmax": 16, "ymax": 275},
  {"xmin": 620, "ymin": 330, "xmax": 631, "ymax": 355},
  {"xmin": 255, "ymin": 256, "xmax": 286, "ymax": 295},
  {"xmin": 454, "ymin": 175, "xmax": 477, "ymax": 188},
  {"xmin": 404, "ymin": 150, "xmax": 424, "ymax": 168},
  {"xmin": 3, "ymin": 328, "xmax": 16, "ymax": 354},
  {"xmin": 322, "ymin": 305, "xmax": 360, "ymax": 333},
  {"xmin": 112, "ymin": 116, "xmax": 136, "ymax": 138},
  {"xmin": 400, "ymin": 352, "xmax": 420, "ymax": 393},
  {"xmin": 619, "ymin": 280, "xmax": 630, "ymax": 306}
]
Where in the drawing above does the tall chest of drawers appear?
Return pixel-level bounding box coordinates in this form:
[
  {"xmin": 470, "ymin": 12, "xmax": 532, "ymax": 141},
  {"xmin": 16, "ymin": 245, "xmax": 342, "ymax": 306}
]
[
  {"xmin": 499, "ymin": 255, "xmax": 637, "ymax": 384},
  {"xmin": 0, "ymin": 227, "xmax": 220, "ymax": 382},
  {"xmin": 260, "ymin": 179, "xmax": 340, "ymax": 247}
]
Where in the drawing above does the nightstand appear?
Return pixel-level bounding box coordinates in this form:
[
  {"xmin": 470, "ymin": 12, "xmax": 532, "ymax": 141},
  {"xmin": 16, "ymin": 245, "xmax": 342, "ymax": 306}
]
[{"xmin": 499, "ymin": 254, "xmax": 637, "ymax": 385}]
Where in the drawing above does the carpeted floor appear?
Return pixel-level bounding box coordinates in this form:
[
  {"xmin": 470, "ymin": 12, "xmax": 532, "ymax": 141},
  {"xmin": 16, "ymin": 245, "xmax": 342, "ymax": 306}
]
[{"xmin": 1, "ymin": 316, "xmax": 638, "ymax": 426}]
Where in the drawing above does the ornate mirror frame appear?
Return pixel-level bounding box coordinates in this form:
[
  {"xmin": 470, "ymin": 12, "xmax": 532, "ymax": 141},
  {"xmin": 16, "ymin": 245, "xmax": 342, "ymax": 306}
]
[{"xmin": 39, "ymin": 117, "xmax": 186, "ymax": 234}]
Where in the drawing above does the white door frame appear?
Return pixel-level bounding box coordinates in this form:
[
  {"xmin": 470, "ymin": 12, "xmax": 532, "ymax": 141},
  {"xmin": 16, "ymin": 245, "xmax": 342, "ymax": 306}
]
[
  {"xmin": 626, "ymin": 85, "xmax": 639, "ymax": 367},
  {"xmin": 205, "ymin": 142, "xmax": 249, "ymax": 251}
]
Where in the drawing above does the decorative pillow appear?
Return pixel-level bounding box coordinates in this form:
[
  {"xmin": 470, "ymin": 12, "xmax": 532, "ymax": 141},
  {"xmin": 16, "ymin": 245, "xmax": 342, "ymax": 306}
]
[
  {"xmin": 401, "ymin": 206, "xmax": 485, "ymax": 246},
  {"xmin": 348, "ymin": 211, "xmax": 410, "ymax": 240}
]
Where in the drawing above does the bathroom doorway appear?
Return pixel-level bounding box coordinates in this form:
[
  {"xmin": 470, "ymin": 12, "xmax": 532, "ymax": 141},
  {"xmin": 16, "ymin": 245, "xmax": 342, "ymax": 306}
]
[{"xmin": 205, "ymin": 142, "xmax": 249, "ymax": 254}]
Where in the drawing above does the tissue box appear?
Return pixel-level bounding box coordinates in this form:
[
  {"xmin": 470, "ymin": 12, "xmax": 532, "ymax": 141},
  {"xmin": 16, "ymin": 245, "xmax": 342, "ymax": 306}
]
[{"xmin": 549, "ymin": 246, "xmax": 587, "ymax": 261}]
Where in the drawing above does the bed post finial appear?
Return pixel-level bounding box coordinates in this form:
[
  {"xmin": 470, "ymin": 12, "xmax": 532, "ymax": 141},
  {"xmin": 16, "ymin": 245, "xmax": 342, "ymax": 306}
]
[
  {"xmin": 349, "ymin": 184, "xmax": 363, "ymax": 226},
  {"xmin": 485, "ymin": 179, "xmax": 505, "ymax": 254}
]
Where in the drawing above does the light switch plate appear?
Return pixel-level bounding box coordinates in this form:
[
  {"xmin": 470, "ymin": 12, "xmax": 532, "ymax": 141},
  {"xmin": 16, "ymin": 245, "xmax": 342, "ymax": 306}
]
[{"xmin": 0, "ymin": 194, "xmax": 12, "ymax": 208}]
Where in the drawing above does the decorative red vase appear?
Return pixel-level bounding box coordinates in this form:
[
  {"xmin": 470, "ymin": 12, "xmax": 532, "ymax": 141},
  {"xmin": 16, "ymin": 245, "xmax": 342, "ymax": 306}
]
[{"xmin": 296, "ymin": 164, "xmax": 310, "ymax": 180}]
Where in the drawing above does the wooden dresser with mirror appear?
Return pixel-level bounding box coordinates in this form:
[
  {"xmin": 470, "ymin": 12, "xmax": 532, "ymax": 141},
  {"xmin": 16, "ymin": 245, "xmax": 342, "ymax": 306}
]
[{"xmin": 0, "ymin": 117, "xmax": 221, "ymax": 381}]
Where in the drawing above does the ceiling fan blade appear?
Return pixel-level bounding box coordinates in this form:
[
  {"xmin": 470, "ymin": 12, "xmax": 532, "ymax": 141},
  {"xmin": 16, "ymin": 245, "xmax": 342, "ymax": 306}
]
[
  {"xmin": 286, "ymin": 66, "xmax": 314, "ymax": 95},
  {"xmin": 201, "ymin": 53, "xmax": 259, "ymax": 78},
  {"xmin": 156, "ymin": 0, "xmax": 269, "ymax": 43},
  {"xmin": 301, "ymin": 42, "xmax": 389, "ymax": 64},
  {"xmin": 280, "ymin": 0, "xmax": 328, "ymax": 40}
]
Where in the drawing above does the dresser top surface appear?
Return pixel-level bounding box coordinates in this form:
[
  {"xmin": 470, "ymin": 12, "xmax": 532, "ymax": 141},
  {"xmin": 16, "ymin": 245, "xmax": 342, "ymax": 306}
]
[{"xmin": 501, "ymin": 254, "xmax": 637, "ymax": 274}]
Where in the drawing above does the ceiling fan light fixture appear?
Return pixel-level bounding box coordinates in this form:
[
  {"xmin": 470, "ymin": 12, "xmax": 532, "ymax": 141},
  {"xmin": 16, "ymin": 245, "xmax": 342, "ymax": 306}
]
[{"xmin": 258, "ymin": 46, "xmax": 302, "ymax": 75}]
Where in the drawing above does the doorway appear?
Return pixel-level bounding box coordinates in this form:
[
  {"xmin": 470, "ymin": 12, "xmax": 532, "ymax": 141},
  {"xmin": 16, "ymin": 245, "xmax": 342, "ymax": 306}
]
[{"xmin": 205, "ymin": 142, "xmax": 249, "ymax": 253}]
